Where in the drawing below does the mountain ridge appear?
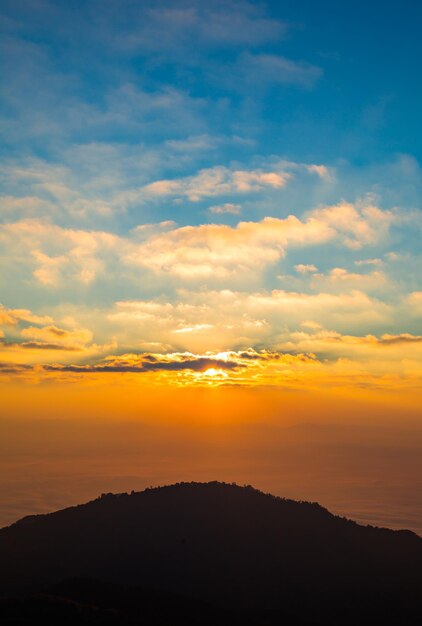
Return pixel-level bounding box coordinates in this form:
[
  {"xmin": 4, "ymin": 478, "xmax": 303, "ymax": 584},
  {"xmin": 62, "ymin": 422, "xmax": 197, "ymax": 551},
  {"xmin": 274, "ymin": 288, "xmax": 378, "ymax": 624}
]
[
  {"xmin": 0, "ymin": 481, "xmax": 421, "ymax": 625},
  {"xmin": 6, "ymin": 480, "xmax": 420, "ymax": 536}
]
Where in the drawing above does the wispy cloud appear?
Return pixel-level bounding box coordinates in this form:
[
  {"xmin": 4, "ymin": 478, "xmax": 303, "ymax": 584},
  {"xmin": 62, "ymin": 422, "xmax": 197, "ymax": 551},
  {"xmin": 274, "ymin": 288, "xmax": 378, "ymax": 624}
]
[
  {"xmin": 208, "ymin": 203, "xmax": 241, "ymax": 215},
  {"xmin": 235, "ymin": 52, "xmax": 323, "ymax": 89},
  {"xmin": 137, "ymin": 165, "xmax": 291, "ymax": 202}
]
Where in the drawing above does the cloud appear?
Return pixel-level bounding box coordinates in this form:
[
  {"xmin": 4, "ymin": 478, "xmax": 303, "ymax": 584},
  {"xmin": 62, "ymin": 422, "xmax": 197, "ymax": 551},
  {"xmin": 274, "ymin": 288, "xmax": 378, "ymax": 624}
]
[
  {"xmin": 1, "ymin": 159, "xmax": 117, "ymax": 221},
  {"xmin": 2, "ymin": 348, "xmax": 319, "ymax": 387},
  {"xmin": 1, "ymin": 343, "xmax": 420, "ymax": 393},
  {"xmin": 108, "ymin": 2, "xmax": 287, "ymax": 53},
  {"xmin": 236, "ymin": 52, "xmax": 323, "ymax": 88},
  {"xmin": 106, "ymin": 287, "xmax": 391, "ymax": 356},
  {"xmin": 0, "ymin": 220, "xmax": 122, "ymax": 286},
  {"xmin": 138, "ymin": 165, "xmax": 291, "ymax": 202},
  {"xmin": 127, "ymin": 202, "xmax": 395, "ymax": 279},
  {"xmin": 20, "ymin": 325, "xmax": 93, "ymax": 347},
  {"xmin": 313, "ymin": 331, "xmax": 422, "ymax": 347},
  {"xmin": 43, "ymin": 353, "xmax": 242, "ymax": 374},
  {"xmin": 355, "ymin": 258, "xmax": 383, "ymax": 267},
  {"xmin": 310, "ymin": 267, "xmax": 387, "ymax": 293},
  {"xmin": 295, "ymin": 264, "xmax": 318, "ymax": 274},
  {"xmin": 0, "ymin": 339, "xmax": 82, "ymax": 352},
  {"xmin": 278, "ymin": 328, "xmax": 422, "ymax": 363},
  {"xmin": 173, "ymin": 324, "xmax": 213, "ymax": 334},
  {"xmin": 376, "ymin": 333, "xmax": 422, "ymax": 346},
  {"xmin": 305, "ymin": 164, "xmax": 332, "ymax": 180},
  {"xmin": 165, "ymin": 135, "xmax": 219, "ymax": 152},
  {"xmin": 126, "ymin": 215, "xmax": 327, "ymax": 278},
  {"xmin": 0, "ymin": 200, "xmax": 403, "ymax": 292},
  {"xmin": 407, "ymin": 291, "xmax": 422, "ymax": 313},
  {"xmin": 0, "ymin": 305, "xmax": 53, "ymax": 326},
  {"xmin": 1, "ymin": 155, "xmax": 335, "ymax": 227},
  {"xmin": 0, "ymin": 195, "xmax": 57, "ymax": 217},
  {"xmin": 308, "ymin": 202, "xmax": 396, "ymax": 249},
  {"xmin": 208, "ymin": 203, "xmax": 241, "ymax": 215},
  {"xmin": 0, "ymin": 309, "xmax": 116, "ymax": 365},
  {"xmin": 301, "ymin": 320, "xmax": 323, "ymax": 330},
  {"xmin": 0, "ymin": 362, "xmax": 33, "ymax": 374}
]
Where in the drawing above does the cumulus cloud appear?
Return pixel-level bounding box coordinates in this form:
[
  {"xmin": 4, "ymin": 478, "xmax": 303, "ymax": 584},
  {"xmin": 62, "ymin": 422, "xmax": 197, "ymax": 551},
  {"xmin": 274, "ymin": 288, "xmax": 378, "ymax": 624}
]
[
  {"xmin": 127, "ymin": 216, "xmax": 310, "ymax": 278},
  {"xmin": 309, "ymin": 202, "xmax": 396, "ymax": 249},
  {"xmin": 0, "ymin": 200, "xmax": 404, "ymax": 299},
  {"xmin": 0, "ymin": 220, "xmax": 123, "ymax": 287},
  {"xmin": 127, "ymin": 202, "xmax": 394, "ymax": 279}
]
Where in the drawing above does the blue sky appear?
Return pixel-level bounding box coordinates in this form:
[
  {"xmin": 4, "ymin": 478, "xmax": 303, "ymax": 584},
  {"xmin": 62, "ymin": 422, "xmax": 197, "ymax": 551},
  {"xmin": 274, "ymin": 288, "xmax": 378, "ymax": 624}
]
[
  {"xmin": 2, "ymin": 0, "xmax": 422, "ymax": 164},
  {"xmin": 1, "ymin": 0, "xmax": 422, "ymax": 387}
]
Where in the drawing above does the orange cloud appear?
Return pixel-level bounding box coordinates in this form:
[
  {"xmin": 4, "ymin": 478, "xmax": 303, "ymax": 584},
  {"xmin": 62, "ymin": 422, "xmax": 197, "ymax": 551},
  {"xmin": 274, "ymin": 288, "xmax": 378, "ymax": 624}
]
[
  {"xmin": 0, "ymin": 305, "xmax": 53, "ymax": 326},
  {"xmin": 20, "ymin": 324, "xmax": 93, "ymax": 347}
]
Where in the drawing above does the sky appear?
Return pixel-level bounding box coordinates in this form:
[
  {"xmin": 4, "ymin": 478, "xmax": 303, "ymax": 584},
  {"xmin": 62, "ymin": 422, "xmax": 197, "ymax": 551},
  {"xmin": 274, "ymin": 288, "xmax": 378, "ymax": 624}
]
[{"xmin": 1, "ymin": 1, "xmax": 422, "ymax": 531}]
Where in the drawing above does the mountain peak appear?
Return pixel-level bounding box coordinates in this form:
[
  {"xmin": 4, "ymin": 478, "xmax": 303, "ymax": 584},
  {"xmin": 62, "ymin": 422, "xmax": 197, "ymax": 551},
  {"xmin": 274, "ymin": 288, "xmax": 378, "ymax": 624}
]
[{"xmin": 1, "ymin": 482, "xmax": 421, "ymax": 625}]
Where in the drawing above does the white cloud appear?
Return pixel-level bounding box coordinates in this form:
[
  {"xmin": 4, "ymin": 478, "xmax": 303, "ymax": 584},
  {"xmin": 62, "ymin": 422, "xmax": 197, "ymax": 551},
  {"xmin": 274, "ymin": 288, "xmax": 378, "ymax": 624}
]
[
  {"xmin": 127, "ymin": 202, "xmax": 396, "ymax": 278},
  {"xmin": 295, "ymin": 264, "xmax": 318, "ymax": 274},
  {"xmin": 310, "ymin": 267, "xmax": 388, "ymax": 293},
  {"xmin": 0, "ymin": 220, "xmax": 123, "ymax": 287},
  {"xmin": 309, "ymin": 202, "xmax": 396, "ymax": 249},
  {"xmin": 0, "ymin": 200, "xmax": 398, "ymax": 289},
  {"xmin": 103, "ymin": 288, "xmax": 391, "ymax": 354}
]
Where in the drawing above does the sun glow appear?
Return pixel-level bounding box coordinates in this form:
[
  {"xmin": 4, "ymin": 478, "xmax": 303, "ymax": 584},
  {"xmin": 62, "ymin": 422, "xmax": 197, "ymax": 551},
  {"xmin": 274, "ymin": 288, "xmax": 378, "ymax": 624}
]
[{"xmin": 204, "ymin": 367, "xmax": 227, "ymax": 377}]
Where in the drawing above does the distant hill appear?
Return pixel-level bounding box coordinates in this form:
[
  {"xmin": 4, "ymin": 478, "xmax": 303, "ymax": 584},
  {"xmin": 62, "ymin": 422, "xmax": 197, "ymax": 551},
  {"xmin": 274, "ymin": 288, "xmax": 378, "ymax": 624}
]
[{"xmin": 0, "ymin": 482, "xmax": 421, "ymax": 625}]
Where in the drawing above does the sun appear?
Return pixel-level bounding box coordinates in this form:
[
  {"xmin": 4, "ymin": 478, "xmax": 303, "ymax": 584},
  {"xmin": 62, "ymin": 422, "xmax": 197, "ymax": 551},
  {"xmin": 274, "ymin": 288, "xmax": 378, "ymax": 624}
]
[
  {"xmin": 204, "ymin": 368, "xmax": 220, "ymax": 377},
  {"xmin": 200, "ymin": 368, "xmax": 229, "ymax": 382}
]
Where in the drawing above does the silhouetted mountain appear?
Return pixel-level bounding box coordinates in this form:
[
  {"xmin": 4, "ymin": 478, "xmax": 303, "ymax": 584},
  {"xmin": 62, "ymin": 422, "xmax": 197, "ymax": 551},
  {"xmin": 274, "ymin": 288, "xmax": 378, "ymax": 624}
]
[
  {"xmin": 0, "ymin": 482, "xmax": 421, "ymax": 625},
  {"xmin": 0, "ymin": 577, "xmax": 317, "ymax": 625}
]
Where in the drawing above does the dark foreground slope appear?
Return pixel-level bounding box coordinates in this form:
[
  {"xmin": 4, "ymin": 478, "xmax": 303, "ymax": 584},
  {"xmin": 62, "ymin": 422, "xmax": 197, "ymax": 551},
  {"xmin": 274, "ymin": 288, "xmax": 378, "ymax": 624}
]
[{"xmin": 0, "ymin": 482, "xmax": 421, "ymax": 625}]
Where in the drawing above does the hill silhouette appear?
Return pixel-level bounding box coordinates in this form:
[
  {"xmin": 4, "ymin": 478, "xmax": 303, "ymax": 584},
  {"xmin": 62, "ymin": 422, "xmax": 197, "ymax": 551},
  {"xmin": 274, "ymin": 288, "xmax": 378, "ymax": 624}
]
[{"xmin": 0, "ymin": 481, "xmax": 421, "ymax": 625}]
